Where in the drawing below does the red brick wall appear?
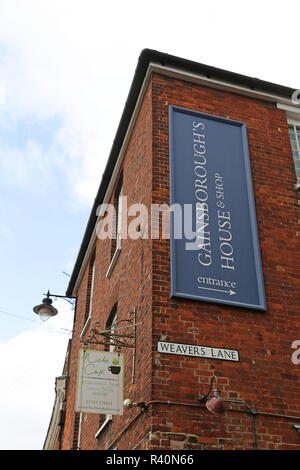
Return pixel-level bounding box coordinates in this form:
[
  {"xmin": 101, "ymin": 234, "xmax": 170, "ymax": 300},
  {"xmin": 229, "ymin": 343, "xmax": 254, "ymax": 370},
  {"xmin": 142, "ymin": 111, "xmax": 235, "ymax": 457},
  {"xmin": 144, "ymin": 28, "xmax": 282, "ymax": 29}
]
[
  {"xmin": 60, "ymin": 72, "xmax": 300, "ymax": 450},
  {"xmin": 149, "ymin": 72, "xmax": 300, "ymax": 450},
  {"xmin": 61, "ymin": 81, "xmax": 154, "ymax": 450}
]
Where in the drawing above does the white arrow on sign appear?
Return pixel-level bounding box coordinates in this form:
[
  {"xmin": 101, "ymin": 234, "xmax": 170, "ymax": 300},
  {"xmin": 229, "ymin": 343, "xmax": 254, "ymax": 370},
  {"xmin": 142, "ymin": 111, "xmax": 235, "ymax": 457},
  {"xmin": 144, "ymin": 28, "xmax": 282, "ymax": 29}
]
[{"xmin": 198, "ymin": 286, "xmax": 236, "ymax": 296}]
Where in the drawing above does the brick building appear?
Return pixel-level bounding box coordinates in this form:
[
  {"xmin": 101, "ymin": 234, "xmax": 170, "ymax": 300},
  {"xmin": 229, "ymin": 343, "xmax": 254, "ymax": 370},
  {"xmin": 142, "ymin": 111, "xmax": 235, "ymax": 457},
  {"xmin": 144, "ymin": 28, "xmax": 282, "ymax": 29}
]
[{"xmin": 44, "ymin": 49, "xmax": 300, "ymax": 450}]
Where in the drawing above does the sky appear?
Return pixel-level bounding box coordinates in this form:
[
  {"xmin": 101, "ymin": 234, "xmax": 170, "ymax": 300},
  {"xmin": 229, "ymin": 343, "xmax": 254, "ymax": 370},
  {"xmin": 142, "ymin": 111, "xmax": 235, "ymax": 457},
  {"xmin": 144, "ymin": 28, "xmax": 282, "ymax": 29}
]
[{"xmin": 0, "ymin": 0, "xmax": 299, "ymax": 450}]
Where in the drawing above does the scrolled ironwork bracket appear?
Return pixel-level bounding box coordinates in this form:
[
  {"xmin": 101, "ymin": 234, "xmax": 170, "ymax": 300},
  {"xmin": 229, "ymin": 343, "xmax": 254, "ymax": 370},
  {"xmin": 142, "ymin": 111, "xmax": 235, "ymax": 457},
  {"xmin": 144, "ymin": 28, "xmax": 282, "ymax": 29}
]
[{"xmin": 80, "ymin": 308, "xmax": 140, "ymax": 383}]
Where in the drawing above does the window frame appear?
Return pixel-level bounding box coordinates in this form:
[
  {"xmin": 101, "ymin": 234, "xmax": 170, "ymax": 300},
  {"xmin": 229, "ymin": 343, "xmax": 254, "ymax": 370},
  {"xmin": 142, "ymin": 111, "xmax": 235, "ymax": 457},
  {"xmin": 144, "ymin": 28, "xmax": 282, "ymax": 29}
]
[
  {"xmin": 106, "ymin": 173, "xmax": 123, "ymax": 278},
  {"xmin": 80, "ymin": 249, "xmax": 96, "ymax": 338},
  {"xmin": 288, "ymin": 119, "xmax": 300, "ymax": 186}
]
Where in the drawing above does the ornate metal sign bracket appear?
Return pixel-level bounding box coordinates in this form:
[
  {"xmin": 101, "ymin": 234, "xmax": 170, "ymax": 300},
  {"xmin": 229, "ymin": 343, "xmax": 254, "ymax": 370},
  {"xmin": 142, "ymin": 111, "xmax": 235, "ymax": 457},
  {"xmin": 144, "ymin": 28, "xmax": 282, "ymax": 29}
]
[{"xmin": 81, "ymin": 308, "xmax": 140, "ymax": 383}]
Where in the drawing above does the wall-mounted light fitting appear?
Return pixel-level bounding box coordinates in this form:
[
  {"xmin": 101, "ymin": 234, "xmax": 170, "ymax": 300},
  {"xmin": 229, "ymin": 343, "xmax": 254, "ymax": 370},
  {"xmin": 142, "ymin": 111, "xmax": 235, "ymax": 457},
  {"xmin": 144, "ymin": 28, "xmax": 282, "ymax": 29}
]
[
  {"xmin": 198, "ymin": 374, "xmax": 256, "ymax": 417},
  {"xmin": 294, "ymin": 424, "xmax": 300, "ymax": 435},
  {"xmin": 33, "ymin": 290, "xmax": 76, "ymax": 321},
  {"xmin": 205, "ymin": 389, "xmax": 226, "ymax": 415},
  {"xmin": 123, "ymin": 399, "xmax": 146, "ymax": 411},
  {"xmin": 198, "ymin": 375, "xmax": 226, "ymax": 415}
]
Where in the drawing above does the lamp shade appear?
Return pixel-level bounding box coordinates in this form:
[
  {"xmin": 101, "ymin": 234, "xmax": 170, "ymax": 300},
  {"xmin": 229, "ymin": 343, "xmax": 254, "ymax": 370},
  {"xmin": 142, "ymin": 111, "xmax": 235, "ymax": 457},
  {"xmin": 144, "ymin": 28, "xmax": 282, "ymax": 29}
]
[
  {"xmin": 205, "ymin": 389, "xmax": 226, "ymax": 415},
  {"xmin": 33, "ymin": 295, "xmax": 58, "ymax": 321}
]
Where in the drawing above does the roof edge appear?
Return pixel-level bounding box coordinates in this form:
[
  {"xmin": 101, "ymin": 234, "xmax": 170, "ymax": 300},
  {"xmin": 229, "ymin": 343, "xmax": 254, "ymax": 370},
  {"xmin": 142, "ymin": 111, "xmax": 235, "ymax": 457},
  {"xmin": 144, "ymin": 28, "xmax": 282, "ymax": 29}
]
[{"xmin": 66, "ymin": 49, "xmax": 297, "ymax": 297}]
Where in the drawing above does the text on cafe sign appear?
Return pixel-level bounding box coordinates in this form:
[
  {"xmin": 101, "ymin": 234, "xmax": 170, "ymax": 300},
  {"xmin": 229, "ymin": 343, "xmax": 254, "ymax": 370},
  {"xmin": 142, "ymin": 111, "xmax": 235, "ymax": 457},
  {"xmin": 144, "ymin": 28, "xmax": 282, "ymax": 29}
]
[
  {"xmin": 169, "ymin": 106, "xmax": 266, "ymax": 311},
  {"xmin": 157, "ymin": 341, "xmax": 239, "ymax": 362},
  {"xmin": 75, "ymin": 349, "xmax": 124, "ymax": 415}
]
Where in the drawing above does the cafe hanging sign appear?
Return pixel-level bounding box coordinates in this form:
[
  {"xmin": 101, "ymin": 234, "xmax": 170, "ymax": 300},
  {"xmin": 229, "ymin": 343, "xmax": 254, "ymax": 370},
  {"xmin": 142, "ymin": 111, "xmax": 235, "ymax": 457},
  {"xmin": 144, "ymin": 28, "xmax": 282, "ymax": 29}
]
[
  {"xmin": 75, "ymin": 349, "xmax": 124, "ymax": 415},
  {"xmin": 169, "ymin": 106, "xmax": 266, "ymax": 310}
]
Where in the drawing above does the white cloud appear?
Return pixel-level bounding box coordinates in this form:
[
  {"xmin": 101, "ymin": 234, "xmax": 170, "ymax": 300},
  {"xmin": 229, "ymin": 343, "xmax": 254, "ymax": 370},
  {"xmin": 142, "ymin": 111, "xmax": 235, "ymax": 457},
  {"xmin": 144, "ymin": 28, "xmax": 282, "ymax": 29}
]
[
  {"xmin": 0, "ymin": 1, "xmax": 134, "ymax": 206},
  {"xmin": 0, "ymin": 222, "xmax": 12, "ymax": 241},
  {"xmin": 0, "ymin": 80, "xmax": 6, "ymax": 106},
  {"xmin": 0, "ymin": 301, "xmax": 73, "ymax": 450},
  {"xmin": 0, "ymin": 138, "xmax": 57, "ymax": 192},
  {"xmin": 0, "ymin": 0, "xmax": 299, "ymax": 451},
  {"xmin": 0, "ymin": 0, "xmax": 299, "ymax": 207},
  {"xmin": 0, "ymin": 328, "xmax": 69, "ymax": 449}
]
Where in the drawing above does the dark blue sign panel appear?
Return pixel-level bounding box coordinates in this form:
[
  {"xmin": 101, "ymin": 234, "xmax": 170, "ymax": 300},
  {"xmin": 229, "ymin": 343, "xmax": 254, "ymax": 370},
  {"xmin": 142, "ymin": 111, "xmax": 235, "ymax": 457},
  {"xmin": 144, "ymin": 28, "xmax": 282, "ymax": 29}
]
[{"xmin": 169, "ymin": 106, "xmax": 266, "ymax": 310}]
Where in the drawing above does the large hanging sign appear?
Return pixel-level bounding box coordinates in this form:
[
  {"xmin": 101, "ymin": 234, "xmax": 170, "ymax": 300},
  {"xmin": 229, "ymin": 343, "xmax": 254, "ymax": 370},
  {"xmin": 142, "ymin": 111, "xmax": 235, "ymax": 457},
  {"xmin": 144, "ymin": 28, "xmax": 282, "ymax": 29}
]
[
  {"xmin": 75, "ymin": 349, "xmax": 124, "ymax": 415},
  {"xmin": 169, "ymin": 106, "xmax": 266, "ymax": 311}
]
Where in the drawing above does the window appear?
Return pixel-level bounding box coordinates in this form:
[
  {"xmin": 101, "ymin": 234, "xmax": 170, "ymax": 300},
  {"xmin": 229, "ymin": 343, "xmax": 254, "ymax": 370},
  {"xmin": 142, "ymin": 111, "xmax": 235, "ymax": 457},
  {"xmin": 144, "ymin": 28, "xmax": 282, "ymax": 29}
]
[
  {"xmin": 95, "ymin": 304, "xmax": 118, "ymax": 439},
  {"xmin": 288, "ymin": 124, "xmax": 300, "ymax": 185},
  {"xmin": 106, "ymin": 303, "xmax": 118, "ymax": 352},
  {"xmin": 106, "ymin": 173, "xmax": 123, "ymax": 278},
  {"xmin": 81, "ymin": 250, "xmax": 96, "ymax": 337},
  {"xmin": 111, "ymin": 174, "xmax": 123, "ymax": 259}
]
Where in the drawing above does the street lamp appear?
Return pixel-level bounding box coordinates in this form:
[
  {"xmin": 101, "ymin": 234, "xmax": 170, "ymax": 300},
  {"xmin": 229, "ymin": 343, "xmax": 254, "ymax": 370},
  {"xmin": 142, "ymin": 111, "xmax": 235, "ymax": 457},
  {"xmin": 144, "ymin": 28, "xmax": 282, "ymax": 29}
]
[{"xmin": 33, "ymin": 290, "xmax": 76, "ymax": 321}]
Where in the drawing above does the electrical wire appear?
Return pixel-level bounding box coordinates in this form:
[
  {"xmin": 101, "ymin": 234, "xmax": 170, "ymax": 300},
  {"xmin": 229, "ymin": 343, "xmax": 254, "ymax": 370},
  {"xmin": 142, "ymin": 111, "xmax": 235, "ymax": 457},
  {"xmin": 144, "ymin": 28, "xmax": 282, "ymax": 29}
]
[{"xmin": 0, "ymin": 308, "xmax": 72, "ymax": 334}]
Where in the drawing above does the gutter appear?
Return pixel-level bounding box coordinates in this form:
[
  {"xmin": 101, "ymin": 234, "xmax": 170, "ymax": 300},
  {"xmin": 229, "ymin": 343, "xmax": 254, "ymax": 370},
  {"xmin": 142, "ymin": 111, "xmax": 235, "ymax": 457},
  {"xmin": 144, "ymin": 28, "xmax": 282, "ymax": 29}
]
[{"xmin": 66, "ymin": 49, "xmax": 297, "ymax": 297}]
